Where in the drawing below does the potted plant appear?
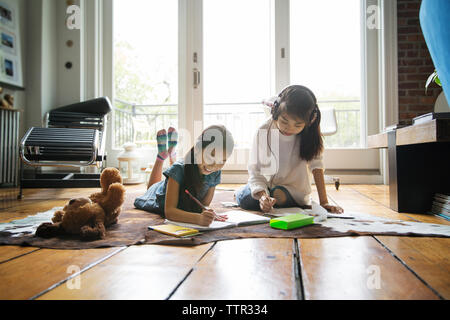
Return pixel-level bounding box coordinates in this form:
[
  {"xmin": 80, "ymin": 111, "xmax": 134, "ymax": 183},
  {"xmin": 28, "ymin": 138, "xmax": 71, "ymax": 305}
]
[
  {"xmin": 426, "ymin": 70, "xmax": 449, "ymax": 113},
  {"xmin": 425, "ymin": 70, "xmax": 441, "ymax": 94}
]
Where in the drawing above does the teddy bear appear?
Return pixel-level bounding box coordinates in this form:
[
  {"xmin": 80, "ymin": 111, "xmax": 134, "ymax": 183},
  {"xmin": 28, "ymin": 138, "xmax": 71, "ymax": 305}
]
[{"xmin": 35, "ymin": 167, "xmax": 126, "ymax": 240}]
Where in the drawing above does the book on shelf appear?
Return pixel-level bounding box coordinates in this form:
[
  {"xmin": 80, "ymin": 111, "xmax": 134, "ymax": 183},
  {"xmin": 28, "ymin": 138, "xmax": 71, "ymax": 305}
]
[
  {"xmin": 413, "ymin": 112, "xmax": 450, "ymax": 125},
  {"xmin": 436, "ymin": 214, "xmax": 450, "ymax": 221},
  {"xmin": 434, "ymin": 193, "xmax": 450, "ymax": 204},
  {"xmin": 430, "ymin": 193, "xmax": 450, "ymax": 218},
  {"xmin": 432, "ymin": 201, "xmax": 450, "ymax": 212},
  {"xmin": 431, "ymin": 205, "xmax": 450, "ymax": 216}
]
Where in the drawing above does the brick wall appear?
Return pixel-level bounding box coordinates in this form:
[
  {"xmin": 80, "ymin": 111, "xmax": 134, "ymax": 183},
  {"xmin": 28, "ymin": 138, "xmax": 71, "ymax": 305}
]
[{"xmin": 397, "ymin": 0, "xmax": 442, "ymax": 125}]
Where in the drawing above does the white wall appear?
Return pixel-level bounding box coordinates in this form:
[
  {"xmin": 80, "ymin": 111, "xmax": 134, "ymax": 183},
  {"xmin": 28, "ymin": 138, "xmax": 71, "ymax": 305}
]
[
  {"xmin": 20, "ymin": 0, "xmax": 82, "ymax": 136},
  {"xmin": 56, "ymin": 0, "xmax": 82, "ymax": 106},
  {"xmin": 40, "ymin": 0, "xmax": 58, "ymax": 117},
  {"xmin": 23, "ymin": 0, "xmax": 55, "ymax": 131}
]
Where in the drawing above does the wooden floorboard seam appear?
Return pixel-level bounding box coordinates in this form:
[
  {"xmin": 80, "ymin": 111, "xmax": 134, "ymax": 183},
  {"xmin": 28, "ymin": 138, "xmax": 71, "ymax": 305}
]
[
  {"xmin": 293, "ymin": 239, "xmax": 304, "ymax": 300},
  {"xmin": 372, "ymin": 236, "xmax": 444, "ymax": 300},
  {"xmin": 319, "ymin": 190, "xmax": 440, "ymax": 299},
  {"xmin": 0, "ymin": 248, "xmax": 41, "ymax": 265},
  {"xmin": 28, "ymin": 246, "xmax": 128, "ymax": 300},
  {"xmin": 166, "ymin": 242, "xmax": 218, "ymax": 300}
]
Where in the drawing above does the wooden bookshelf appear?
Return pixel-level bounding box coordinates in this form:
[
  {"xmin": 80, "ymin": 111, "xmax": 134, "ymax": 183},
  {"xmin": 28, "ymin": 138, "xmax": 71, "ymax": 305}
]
[
  {"xmin": 368, "ymin": 119, "xmax": 450, "ymax": 213},
  {"xmin": 368, "ymin": 119, "xmax": 450, "ymax": 149},
  {"xmin": 367, "ymin": 132, "xmax": 388, "ymax": 149}
]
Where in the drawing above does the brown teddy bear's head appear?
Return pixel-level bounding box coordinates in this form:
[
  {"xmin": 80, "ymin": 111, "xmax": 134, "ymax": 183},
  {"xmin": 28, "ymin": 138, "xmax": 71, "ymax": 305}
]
[
  {"xmin": 51, "ymin": 197, "xmax": 94, "ymax": 224},
  {"xmin": 65, "ymin": 197, "xmax": 92, "ymax": 210},
  {"xmin": 57, "ymin": 197, "xmax": 105, "ymax": 236}
]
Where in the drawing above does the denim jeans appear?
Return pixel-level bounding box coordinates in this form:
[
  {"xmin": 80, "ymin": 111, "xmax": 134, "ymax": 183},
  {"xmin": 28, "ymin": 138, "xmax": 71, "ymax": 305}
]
[{"xmin": 235, "ymin": 184, "xmax": 298, "ymax": 211}]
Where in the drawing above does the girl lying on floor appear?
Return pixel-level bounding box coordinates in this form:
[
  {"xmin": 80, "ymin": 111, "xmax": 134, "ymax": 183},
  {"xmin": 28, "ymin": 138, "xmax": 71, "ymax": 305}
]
[{"xmin": 134, "ymin": 125, "xmax": 235, "ymax": 226}]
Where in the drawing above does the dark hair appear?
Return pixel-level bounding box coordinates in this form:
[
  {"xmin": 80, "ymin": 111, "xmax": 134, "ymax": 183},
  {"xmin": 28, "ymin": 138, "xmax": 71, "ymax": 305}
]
[
  {"xmin": 270, "ymin": 85, "xmax": 323, "ymax": 161},
  {"xmin": 181, "ymin": 125, "xmax": 234, "ymax": 212}
]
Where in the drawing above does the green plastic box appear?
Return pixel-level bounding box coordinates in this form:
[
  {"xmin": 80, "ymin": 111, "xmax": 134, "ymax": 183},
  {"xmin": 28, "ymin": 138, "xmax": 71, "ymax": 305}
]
[{"xmin": 270, "ymin": 214, "xmax": 314, "ymax": 230}]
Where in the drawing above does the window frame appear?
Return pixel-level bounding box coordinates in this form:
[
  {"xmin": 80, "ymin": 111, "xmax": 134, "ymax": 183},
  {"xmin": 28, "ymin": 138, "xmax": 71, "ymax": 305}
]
[{"xmin": 96, "ymin": 0, "xmax": 392, "ymax": 182}]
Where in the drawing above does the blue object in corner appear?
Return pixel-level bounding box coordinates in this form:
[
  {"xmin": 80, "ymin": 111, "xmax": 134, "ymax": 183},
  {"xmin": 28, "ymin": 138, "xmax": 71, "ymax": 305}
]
[{"xmin": 420, "ymin": 0, "xmax": 450, "ymax": 102}]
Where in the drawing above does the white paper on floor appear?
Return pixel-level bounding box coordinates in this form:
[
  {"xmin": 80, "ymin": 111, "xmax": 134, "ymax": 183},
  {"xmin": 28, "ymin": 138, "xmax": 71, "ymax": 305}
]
[
  {"xmin": 0, "ymin": 207, "xmax": 61, "ymax": 237},
  {"xmin": 318, "ymin": 211, "xmax": 450, "ymax": 237}
]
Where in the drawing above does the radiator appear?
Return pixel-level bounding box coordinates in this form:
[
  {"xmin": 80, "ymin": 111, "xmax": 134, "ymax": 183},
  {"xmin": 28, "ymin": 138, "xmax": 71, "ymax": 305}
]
[{"xmin": 0, "ymin": 108, "xmax": 20, "ymax": 186}]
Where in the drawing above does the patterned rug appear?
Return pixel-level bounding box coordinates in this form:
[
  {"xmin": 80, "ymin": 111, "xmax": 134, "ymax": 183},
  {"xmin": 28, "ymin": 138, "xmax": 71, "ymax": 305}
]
[{"xmin": 0, "ymin": 190, "xmax": 449, "ymax": 249}]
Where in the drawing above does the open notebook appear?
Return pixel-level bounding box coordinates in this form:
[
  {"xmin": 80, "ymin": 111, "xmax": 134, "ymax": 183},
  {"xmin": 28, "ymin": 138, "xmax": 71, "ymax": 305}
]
[
  {"xmin": 270, "ymin": 201, "xmax": 354, "ymax": 221},
  {"xmin": 165, "ymin": 210, "xmax": 270, "ymax": 231}
]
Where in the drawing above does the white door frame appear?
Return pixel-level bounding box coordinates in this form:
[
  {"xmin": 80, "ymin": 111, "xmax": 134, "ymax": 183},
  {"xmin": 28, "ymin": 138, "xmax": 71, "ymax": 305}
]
[
  {"xmin": 95, "ymin": 0, "xmax": 395, "ymax": 183},
  {"xmin": 379, "ymin": 0, "xmax": 399, "ymax": 184},
  {"xmin": 178, "ymin": 0, "xmax": 203, "ymax": 154}
]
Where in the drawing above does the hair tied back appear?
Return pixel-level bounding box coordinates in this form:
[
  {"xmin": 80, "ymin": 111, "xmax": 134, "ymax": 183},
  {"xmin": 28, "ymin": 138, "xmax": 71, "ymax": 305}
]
[{"xmin": 310, "ymin": 105, "xmax": 319, "ymax": 124}]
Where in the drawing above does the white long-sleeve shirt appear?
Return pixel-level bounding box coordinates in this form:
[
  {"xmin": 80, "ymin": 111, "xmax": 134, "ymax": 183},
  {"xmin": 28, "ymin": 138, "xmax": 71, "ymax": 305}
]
[{"xmin": 248, "ymin": 119, "xmax": 324, "ymax": 206}]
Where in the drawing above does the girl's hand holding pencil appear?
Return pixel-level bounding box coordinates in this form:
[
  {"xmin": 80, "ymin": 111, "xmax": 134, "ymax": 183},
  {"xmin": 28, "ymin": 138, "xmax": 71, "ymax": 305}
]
[
  {"xmin": 198, "ymin": 208, "xmax": 228, "ymax": 226},
  {"xmin": 199, "ymin": 208, "xmax": 216, "ymax": 226},
  {"xmin": 258, "ymin": 192, "xmax": 277, "ymax": 213},
  {"xmin": 185, "ymin": 189, "xmax": 228, "ymax": 225}
]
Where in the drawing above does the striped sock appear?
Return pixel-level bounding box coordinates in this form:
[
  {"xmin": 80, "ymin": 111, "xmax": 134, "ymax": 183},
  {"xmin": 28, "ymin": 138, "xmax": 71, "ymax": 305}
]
[
  {"xmin": 168, "ymin": 127, "xmax": 178, "ymax": 161},
  {"xmin": 156, "ymin": 129, "xmax": 168, "ymax": 162}
]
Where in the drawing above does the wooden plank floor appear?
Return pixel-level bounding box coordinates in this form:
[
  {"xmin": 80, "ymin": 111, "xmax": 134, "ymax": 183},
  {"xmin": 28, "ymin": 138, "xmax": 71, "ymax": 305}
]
[
  {"xmin": 171, "ymin": 239, "xmax": 297, "ymax": 300},
  {"xmin": 0, "ymin": 184, "xmax": 449, "ymax": 300},
  {"xmin": 327, "ymin": 185, "xmax": 450, "ymax": 300},
  {"xmin": 37, "ymin": 244, "xmax": 213, "ymax": 300}
]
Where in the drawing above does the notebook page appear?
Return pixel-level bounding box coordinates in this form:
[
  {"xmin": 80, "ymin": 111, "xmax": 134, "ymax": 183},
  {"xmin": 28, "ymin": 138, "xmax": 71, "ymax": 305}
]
[
  {"xmin": 270, "ymin": 207, "xmax": 307, "ymax": 217},
  {"xmin": 164, "ymin": 219, "xmax": 235, "ymax": 231},
  {"xmin": 223, "ymin": 210, "xmax": 270, "ymax": 225}
]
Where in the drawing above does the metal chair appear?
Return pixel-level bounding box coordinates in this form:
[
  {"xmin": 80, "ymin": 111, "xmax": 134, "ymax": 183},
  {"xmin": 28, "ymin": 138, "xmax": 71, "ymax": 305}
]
[
  {"xmin": 319, "ymin": 107, "xmax": 340, "ymax": 190},
  {"xmin": 18, "ymin": 97, "xmax": 112, "ymax": 199},
  {"xmin": 320, "ymin": 107, "xmax": 337, "ymax": 136}
]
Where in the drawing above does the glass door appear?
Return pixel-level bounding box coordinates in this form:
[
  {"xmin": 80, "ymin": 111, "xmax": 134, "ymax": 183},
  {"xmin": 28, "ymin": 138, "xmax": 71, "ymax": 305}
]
[
  {"xmin": 110, "ymin": 0, "xmax": 178, "ymax": 168},
  {"xmin": 290, "ymin": 0, "xmax": 362, "ymax": 148},
  {"xmin": 103, "ymin": 0, "xmax": 381, "ymax": 180},
  {"xmin": 288, "ymin": 0, "xmax": 379, "ymax": 173},
  {"xmin": 202, "ymin": 0, "xmax": 273, "ymax": 170}
]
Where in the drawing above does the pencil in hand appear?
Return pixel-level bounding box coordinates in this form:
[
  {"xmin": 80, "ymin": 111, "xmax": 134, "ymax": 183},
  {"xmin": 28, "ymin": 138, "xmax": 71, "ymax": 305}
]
[{"xmin": 184, "ymin": 189, "xmax": 227, "ymax": 221}]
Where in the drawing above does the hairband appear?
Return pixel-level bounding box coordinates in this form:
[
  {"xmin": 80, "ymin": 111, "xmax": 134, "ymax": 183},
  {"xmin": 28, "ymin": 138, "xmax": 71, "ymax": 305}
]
[
  {"xmin": 272, "ymin": 88, "xmax": 319, "ymax": 125},
  {"xmin": 310, "ymin": 106, "xmax": 319, "ymax": 124},
  {"xmin": 273, "ymin": 96, "xmax": 281, "ymax": 109}
]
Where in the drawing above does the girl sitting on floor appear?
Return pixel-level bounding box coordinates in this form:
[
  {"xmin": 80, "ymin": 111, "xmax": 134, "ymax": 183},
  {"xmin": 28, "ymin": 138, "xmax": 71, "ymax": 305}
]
[
  {"xmin": 235, "ymin": 85, "xmax": 343, "ymax": 214},
  {"xmin": 134, "ymin": 125, "xmax": 235, "ymax": 226}
]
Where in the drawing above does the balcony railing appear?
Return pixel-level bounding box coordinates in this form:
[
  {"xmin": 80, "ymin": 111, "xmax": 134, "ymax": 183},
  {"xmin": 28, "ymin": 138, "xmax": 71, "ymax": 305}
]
[
  {"xmin": 113, "ymin": 99, "xmax": 177, "ymax": 148},
  {"xmin": 112, "ymin": 99, "xmax": 361, "ymax": 149}
]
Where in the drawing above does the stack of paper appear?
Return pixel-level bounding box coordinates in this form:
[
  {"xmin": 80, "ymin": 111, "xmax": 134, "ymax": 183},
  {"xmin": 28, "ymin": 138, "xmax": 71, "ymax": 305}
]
[{"xmin": 430, "ymin": 193, "xmax": 450, "ymax": 221}]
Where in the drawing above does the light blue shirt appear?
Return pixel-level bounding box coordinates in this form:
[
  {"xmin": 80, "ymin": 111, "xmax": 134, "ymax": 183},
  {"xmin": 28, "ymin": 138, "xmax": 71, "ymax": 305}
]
[{"xmin": 134, "ymin": 160, "xmax": 221, "ymax": 216}]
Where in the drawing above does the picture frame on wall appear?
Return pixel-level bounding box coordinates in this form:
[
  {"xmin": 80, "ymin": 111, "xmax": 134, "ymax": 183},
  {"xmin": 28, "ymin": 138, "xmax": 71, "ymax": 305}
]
[{"xmin": 0, "ymin": 0, "xmax": 23, "ymax": 89}]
